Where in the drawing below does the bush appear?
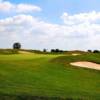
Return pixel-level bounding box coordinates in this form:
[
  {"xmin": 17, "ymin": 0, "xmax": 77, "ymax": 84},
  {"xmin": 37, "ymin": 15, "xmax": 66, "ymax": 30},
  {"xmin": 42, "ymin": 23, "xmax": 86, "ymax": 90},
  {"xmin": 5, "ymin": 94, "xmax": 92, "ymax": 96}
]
[
  {"xmin": 87, "ymin": 50, "xmax": 92, "ymax": 53},
  {"xmin": 93, "ymin": 50, "xmax": 100, "ymax": 53},
  {"xmin": 51, "ymin": 49, "xmax": 63, "ymax": 53},
  {"xmin": 43, "ymin": 49, "xmax": 47, "ymax": 52}
]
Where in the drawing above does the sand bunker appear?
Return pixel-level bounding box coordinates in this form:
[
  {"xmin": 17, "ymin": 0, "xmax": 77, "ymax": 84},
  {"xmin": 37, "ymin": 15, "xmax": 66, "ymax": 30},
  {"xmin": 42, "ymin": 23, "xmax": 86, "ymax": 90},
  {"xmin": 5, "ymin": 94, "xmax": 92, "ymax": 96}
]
[
  {"xmin": 72, "ymin": 53, "xmax": 80, "ymax": 56},
  {"xmin": 70, "ymin": 61, "xmax": 100, "ymax": 70},
  {"xmin": 19, "ymin": 51, "xmax": 32, "ymax": 54}
]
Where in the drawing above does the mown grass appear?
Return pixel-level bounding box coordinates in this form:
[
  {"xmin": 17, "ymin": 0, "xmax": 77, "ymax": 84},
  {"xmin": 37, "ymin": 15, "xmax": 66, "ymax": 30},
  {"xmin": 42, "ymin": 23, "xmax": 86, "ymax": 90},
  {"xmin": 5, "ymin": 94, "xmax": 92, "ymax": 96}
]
[{"xmin": 0, "ymin": 52, "xmax": 100, "ymax": 100}]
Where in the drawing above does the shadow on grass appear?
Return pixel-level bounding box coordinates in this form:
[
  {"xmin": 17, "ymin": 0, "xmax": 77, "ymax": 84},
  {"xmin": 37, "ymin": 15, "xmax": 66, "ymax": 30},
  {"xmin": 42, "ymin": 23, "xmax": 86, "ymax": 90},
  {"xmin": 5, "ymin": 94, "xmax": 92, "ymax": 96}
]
[{"xmin": 0, "ymin": 94, "xmax": 85, "ymax": 100}]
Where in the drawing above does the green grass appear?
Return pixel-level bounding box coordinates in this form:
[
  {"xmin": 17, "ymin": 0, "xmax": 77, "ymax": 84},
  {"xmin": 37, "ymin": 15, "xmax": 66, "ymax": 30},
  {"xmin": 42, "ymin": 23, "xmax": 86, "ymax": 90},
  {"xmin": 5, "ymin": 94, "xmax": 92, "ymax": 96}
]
[{"xmin": 0, "ymin": 52, "xmax": 100, "ymax": 100}]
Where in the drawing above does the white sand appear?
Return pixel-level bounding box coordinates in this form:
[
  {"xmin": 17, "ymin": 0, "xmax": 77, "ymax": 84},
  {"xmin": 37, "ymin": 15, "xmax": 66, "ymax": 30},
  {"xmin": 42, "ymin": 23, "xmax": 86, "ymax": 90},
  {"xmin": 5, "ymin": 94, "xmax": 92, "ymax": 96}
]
[
  {"xmin": 70, "ymin": 61, "xmax": 100, "ymax": 70},
  {"xmin": 19, "ymin": 51, "xmax": 32, "ymax": 54},
  {"xmin": 72, "ymin": 53, "xmax": 80, "ymax": 56}
]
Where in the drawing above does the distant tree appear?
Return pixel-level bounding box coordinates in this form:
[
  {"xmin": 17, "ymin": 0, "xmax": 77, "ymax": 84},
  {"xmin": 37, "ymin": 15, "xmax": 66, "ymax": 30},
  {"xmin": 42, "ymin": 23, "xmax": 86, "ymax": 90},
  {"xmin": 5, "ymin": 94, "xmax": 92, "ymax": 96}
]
[
  {"xmin": 93, "ymin": 50, "xmax": 100, "ymax": 53},
  {"xmin": 88, "ymin": 50, "xmax": 92, "ymax": 53},
  {"xmin": 43, "ymin": 49, "xmax": 47, "ymax": 52},
  {"xmin": 13, "ymin": 42, "xmax": 21, "ymax": 49},
  {"xmin": 51, "ymin": 49, "xmax": 55, "ymax": 53},
  {"xmin": 55, "ymin": 49, "xmax": 59, "ymax": 53},
  {"xmin": 51, "ymin": 49, "xmax": 63, "ymax": 53},
  {"xmin": 59, "ymin": 50, "xmax": 63, "ymax": 53}
]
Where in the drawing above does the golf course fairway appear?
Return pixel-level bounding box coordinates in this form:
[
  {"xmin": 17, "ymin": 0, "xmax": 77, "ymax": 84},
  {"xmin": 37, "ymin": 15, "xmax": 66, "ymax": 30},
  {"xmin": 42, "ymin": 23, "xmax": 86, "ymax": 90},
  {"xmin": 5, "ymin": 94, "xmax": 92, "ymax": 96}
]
[{"xmin": 0, "ymin": 53, "xmax": 100, "ymax": 100}]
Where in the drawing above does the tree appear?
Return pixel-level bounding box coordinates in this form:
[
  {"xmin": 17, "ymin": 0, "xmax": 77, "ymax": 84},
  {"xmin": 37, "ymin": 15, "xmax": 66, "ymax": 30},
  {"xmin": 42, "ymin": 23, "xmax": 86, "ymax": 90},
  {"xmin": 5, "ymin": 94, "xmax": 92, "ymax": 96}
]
[
  {"xmin": 88, "ymin": 50, "xmax": 92, "ymax": 53},
  {"xmin": 93, "ymin": 50, "xmax": 100, "ymax": 53},
  {"xmin": 13, "ymin": 42, "xmax": 21, "ymax": 49},
  {"xmin": 51, "ymin": 49, "xmax": 63, "ymax": 53},
  {"xmin": 43, "ymin": 49, "xmax": 47, "ymax": 52},
  {"xmin": 51, "ymin": 49, "xmax": 55, "ymax": 53},
  {"xmin": 55, "ymin": 49, "xmax": 59, "ymax": 53}
]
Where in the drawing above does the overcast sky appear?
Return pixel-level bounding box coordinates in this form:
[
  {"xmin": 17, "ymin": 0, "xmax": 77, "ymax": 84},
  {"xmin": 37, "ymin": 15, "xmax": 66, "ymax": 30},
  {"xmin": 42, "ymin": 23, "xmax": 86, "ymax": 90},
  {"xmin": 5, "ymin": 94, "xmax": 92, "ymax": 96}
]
[{"xmin": 0, "ymin": 0, "xmax": 100, "ymax": 50}]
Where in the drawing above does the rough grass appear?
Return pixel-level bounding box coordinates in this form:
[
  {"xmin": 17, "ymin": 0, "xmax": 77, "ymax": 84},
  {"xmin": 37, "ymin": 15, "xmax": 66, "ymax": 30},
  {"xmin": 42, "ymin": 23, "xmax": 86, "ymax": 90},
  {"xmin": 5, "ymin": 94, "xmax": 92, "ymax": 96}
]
[
  {"xmin": 0, "ymin": 52, "xmax": 100, "ymax": 100},
  {"xmin": 0, "ymin": 49, "xmax": 19, "ymax": 54}
]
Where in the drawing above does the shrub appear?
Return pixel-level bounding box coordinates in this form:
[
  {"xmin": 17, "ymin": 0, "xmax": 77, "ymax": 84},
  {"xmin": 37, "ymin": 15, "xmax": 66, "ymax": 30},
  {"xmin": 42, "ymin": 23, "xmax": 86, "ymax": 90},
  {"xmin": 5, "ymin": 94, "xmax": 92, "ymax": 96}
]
[{"xmin": 93, "ymin": 50, "xmax": 100, "ymax": 53}]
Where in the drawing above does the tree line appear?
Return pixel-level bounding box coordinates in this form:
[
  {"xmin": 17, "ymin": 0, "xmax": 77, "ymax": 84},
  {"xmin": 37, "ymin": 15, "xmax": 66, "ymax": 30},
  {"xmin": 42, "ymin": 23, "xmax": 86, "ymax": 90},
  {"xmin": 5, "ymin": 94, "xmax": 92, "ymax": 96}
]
[{"xmin": 13, "ymin": 42, "xmax": 100, "ymax": 53}]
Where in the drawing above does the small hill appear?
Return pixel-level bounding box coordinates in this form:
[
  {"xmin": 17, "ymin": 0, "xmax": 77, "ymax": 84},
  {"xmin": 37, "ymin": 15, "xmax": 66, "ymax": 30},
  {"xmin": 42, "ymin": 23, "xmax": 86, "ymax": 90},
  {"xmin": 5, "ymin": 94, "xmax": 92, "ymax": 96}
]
[
  {"xmin": 65, "ymin": 50, "xmax": 86, "ymax": 55},
  {"xmin": 67, "ymin": 50, "xmax": 86, "ymax": 54},
  {"xmin": 0, "ymin": 49, "xmax": 39, "ymax": 54},
  {"xmin": 18, "ymin": 50, "xmax": 33, "ymax": 54},
  {"xmin": 0, "ymin": 49, "xmax": 19, "ymax": 54}
]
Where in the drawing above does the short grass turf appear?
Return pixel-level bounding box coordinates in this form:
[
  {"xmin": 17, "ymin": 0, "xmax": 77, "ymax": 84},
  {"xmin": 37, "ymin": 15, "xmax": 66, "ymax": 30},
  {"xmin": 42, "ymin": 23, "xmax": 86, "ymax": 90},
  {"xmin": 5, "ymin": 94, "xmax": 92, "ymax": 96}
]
[{"xmin": 0, "ymin": 53, "xmax": 100, "ymax": 99}]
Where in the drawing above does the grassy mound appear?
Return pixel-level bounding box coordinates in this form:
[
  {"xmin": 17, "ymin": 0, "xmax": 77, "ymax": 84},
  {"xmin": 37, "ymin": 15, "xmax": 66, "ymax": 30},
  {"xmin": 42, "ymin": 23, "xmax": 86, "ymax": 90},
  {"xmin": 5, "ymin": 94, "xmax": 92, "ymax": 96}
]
[
  {"xmin": 0, "ymin": 49, "xmax": 19, "ymax": 54},
  {"xmin": 53, "ymin": 53, "xmax": 100, "ymax": 64},
  {"xmin": 0, "ymin": 49, "xmax": 44, "ymax": 55}
]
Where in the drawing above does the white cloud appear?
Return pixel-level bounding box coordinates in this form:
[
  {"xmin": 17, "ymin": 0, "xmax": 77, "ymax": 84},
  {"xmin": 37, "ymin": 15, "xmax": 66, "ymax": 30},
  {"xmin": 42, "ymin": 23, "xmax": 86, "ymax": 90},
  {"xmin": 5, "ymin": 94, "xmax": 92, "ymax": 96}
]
[
  {"xmin": 16, "ymin": 4, "xmax": 41, "ymax": 13},
  {"xmin": 0, "ymin": 1, "xmax": 41, "ymax": 13},
  {"xmin": 0, "ymin": 11, "xmax": 100, "ymax": 50},
  {"xmin": 61, "ymin": 11, "xmax": 100, "ymax": 25},
  {"xmin": 0, "ymin": 1, "xmax": 14, "ymax": 12}
]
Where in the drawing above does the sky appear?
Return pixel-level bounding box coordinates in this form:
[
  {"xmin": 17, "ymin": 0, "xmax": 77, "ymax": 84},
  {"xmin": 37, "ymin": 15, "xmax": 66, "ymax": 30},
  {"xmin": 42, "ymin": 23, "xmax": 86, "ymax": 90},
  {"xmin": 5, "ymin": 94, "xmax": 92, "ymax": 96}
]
[{"xmin": 0, "ymin": 0, "xmax": 100, "ymax": 50}]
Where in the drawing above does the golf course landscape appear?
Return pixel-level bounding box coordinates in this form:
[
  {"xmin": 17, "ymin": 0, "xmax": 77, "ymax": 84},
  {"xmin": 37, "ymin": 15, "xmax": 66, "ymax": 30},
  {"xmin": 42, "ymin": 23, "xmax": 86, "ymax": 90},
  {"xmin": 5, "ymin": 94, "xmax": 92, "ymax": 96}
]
[
  {"xmin": 1, "ymin": 0, "xmax": 100, "ymax": 99},
  {"xmin": 0, "ymin": 49, "xmax": 100, "ymax": 100}
]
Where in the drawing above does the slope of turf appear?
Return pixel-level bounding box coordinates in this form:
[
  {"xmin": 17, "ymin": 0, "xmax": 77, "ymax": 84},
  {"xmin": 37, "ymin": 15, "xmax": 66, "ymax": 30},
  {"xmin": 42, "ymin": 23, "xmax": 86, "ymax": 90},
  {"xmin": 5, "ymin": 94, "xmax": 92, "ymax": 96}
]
[
  {"xmin": 0, "ymin": 53, "xmax": 100, "ymax": 100},
  {"xmin": 0, "ymin": 49, "xmax": 19, "ymax": 54}
]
